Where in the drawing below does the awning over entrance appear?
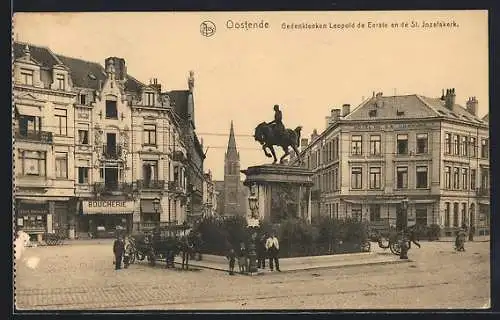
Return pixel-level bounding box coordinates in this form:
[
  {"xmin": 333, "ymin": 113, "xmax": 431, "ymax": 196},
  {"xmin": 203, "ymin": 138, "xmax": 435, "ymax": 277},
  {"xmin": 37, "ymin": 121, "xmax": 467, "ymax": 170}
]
[
  {"xmin": 140, "ymin": 199, "xmax": 163, "ymax": 214},
  {"xmin": 15, "ymin": 104, "xmax": 42, "ymax": 117},
  {"xmin": 82, "ymin": 200, "xmax": 134, "ymax": 215}
]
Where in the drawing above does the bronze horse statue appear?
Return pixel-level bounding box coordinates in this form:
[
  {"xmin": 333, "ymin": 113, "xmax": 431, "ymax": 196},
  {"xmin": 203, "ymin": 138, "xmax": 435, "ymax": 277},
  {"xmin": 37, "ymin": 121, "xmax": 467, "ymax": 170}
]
[{"xmin": 254, "ymin": 122, "xmax": 302, "ymax": 164}]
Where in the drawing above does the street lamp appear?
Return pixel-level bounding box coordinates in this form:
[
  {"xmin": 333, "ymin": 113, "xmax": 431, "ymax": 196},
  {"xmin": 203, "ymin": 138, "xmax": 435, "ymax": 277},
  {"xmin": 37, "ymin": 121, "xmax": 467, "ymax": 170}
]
[
  {"xmin": 153, "ymin": 197, "xmax": 161, "ymax": 228},
  {"xmin": 247, "ymin": 185, "xmax": 259, "ymax": 274},
  {"xmin": 400, "ymin": 198, "xmax": 409, "ymax": 259}
]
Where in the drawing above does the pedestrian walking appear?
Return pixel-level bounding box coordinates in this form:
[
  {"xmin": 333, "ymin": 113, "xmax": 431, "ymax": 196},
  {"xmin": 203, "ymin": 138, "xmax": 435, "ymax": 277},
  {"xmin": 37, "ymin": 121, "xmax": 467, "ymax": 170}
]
[
  {"xmin": 408, "ymin": 226, "xmax": 421, "ymax": 249},
  {"xmin": 455, "ymin": 227, "xmax": 467, "ymax": 252},
  {"xmin": 227, "ymin": 247, "xmax": 236, "ymax": 275},
  {"xmin": 257, "ymin": 233, "xmax": 268, "ymax": 269},
  {"xmin": 113, "ymin": 235, "xmax": 125, "ymax": 270},
  {"xmin": 266, "ymin": 232, "xmax": 281, "ymax": 272}
]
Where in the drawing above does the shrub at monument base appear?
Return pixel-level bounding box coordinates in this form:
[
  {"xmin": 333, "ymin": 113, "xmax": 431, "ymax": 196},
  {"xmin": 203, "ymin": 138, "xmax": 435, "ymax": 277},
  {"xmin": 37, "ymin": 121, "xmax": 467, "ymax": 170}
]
[{"xmin": 194, "ymin": 216, "xmax": 369, "ymax": 257}]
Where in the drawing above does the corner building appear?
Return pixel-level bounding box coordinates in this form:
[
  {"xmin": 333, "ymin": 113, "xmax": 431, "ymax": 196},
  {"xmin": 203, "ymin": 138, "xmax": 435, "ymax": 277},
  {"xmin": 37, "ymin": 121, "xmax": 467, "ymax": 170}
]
[
  {"xmin": 13, "ymin": 41, "xmax": 192, "ymax": 239},
  {"xmin": 292, "ymin": 90, "xmax": 489, "ymax": 236}
]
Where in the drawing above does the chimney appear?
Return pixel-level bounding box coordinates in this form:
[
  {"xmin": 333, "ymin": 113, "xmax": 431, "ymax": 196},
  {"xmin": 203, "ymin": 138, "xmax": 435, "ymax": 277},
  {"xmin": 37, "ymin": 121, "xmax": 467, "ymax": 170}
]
[
  {"xmin": 150, "ymin": 78, "xmax": 162, "ymax": 92},
  {"xmin": 342, "ymin": 104, "xmax": 351, "ymax": 117},
  {"xmin": 466, "ymin": 96, "xmax": 478, "ymax": 116},
  {"xmin": 311, "ymin": 129, "xmax": 319, "ymax": 141},
  {"xmin": 331, "ymin": 108, "xmax": 341, "ymax": 121},
  {"xmin": 440, "ymin": 89, "xmax": 446, "ymax": 100},
  {"xmin": 105, "ymin": 57, "xmax": 127, "ymax": 81},
  {"xmin": 444, "ymin": 88, "xmax": 456, "ymax": 110},
  {"xmin": 325, "ymin": 116, "xmax": 331, "ymax": 130},
  {"xmin": 300, "ymin": 138, "xmax": 309, "ymax": 150}
]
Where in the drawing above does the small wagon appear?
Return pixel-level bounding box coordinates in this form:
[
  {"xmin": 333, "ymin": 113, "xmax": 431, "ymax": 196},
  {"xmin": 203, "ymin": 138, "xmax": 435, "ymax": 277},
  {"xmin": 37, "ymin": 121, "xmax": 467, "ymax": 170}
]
[{"xmin": 43, "ymin": 228, "xmax": 66, "ymax": 246}]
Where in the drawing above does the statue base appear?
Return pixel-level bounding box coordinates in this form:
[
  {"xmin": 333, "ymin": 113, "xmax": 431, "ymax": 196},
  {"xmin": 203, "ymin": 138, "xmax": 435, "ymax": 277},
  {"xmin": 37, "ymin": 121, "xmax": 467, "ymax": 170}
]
[{"xmin": 241, "ymin": 164, "xmax": 314, "ymax": 224}]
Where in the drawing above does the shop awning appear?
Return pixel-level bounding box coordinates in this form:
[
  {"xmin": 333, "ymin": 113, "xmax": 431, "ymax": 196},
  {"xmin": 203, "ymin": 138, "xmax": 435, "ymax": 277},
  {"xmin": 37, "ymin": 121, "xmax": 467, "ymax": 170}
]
[
  {"xmin": 343, "ymin": 199, "xmax": 405, "ymax": 204},
  {"xmin": 15, "ymin": 104, "xmax": 42, "ymax": 117},
  {"xmin": 16, "ymin": 196, "xmax": 70, "ymax": 202},
  {"xmin": 141, "ymin": 199, "xmax": 163, "ymax": 214}
]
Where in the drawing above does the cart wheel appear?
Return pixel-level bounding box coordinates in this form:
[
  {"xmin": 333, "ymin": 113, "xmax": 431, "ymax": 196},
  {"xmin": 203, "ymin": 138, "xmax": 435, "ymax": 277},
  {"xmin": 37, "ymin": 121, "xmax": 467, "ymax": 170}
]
[
  {"xmin": 128, "ymin": 252, "xmax": 136, "ymax": 264},
  {"xmin": 390, "ymin": 241, "xmax": 401, "ymax": 255}
]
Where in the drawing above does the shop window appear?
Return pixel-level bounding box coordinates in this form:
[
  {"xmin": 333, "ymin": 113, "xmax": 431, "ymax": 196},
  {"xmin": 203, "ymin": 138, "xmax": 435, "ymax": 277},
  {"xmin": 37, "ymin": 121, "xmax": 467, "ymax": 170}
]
[{"xmin": 351, "ymin": 204, "xmax": 362, "ymax": 221}]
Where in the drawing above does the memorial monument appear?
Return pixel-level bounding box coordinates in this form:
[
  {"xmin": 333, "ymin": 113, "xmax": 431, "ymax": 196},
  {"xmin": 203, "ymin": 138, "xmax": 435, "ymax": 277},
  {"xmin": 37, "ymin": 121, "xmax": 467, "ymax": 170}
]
[{"xmin": 241, "ymin": 105, "xmax": 314, "ymax": 224}]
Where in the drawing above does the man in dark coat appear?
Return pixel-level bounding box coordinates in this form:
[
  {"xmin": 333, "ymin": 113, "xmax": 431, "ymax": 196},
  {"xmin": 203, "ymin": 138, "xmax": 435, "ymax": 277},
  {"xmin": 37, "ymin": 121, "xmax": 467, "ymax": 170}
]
[
  {"xmin": 257, "ymin": 233, "xmax": 268, "ymax": 269},
  {"xmin": 269, "ymin": 105, "xmax": 285, "ymax": 138},
  {"xmin": 113, "ymin": 236, "xmax": 125, "ymax": 270}
]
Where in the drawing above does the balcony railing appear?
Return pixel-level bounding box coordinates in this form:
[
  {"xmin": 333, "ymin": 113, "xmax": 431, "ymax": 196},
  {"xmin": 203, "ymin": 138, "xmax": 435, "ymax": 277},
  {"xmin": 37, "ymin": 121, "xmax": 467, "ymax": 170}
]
[
  {"xmin": 477, "ymin": 187, "xmax": 490, "ymax": 197},
  {"xmin": 167, "ymin": 181, "xmax": 184, "ymax": 193},
  {"xmin": 137, "ymin": 180, "xmax": 165, "ymax": 190},
  {"xmin": 102, "ymin": 144, "xmax": 122, "ymax": 159},
  {"xmin": 15, "ymin": 130, "xmax": 53, "ymax": 143},
  {"xmin": 94, "ymin": 182, "xmax": 133, "ymax": 194}
]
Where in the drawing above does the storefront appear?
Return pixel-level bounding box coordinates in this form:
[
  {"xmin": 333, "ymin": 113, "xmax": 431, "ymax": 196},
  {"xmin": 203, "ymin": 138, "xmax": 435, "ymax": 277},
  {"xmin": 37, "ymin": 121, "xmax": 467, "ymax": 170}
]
[
  {"xmin": 78, "ymin": 199, "xmax": 134, "ymax": 238},
  {"xmin": 16, "ymin": 200, "xmax": 50, "ymax": 242}
]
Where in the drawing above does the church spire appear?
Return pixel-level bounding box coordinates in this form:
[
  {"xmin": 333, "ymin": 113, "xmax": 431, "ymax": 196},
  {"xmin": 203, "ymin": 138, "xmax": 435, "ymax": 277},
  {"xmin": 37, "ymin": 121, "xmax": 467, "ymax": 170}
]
[{"xmin": 226, "ymin": 120, "xmax": 238, "ymax": 156}]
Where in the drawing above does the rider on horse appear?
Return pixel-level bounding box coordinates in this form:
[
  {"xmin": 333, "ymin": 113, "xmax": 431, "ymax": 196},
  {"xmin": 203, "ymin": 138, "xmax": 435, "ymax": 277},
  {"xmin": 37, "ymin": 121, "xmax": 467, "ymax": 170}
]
[{"xmin": 268, "ymin": 105, "xmax": 285, "ymax": 138}]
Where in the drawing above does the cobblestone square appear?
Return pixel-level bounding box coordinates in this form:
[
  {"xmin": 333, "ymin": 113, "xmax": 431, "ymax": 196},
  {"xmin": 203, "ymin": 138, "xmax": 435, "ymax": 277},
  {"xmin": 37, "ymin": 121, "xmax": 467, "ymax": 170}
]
[{"xmin": 14, "ymin": 240, "xmax": 490, "ymax": 310}]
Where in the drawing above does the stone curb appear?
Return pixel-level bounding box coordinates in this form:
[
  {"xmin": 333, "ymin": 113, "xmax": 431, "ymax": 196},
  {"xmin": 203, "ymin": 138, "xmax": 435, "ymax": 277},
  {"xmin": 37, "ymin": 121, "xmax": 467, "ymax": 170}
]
[{"xmin": 174, "ymin": 257, "xmax": 410, "ymax": 274}]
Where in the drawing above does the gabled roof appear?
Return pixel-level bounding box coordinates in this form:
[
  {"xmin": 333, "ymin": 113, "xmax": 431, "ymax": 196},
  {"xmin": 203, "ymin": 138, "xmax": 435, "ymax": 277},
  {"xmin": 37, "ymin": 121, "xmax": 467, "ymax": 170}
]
[
  {"xmin": 13, "ymin": 42, "xmax": 61, "ymax": 68},
  {"xmin": 481, "ymin": 113, "xmax": 489, "ymax": 123},
  {"xmin": 166, "ymin": 90, "xmax": 189, "ymax": 121},
  {"xmin": 55, "ymin": 54, "xmax": 106, "ymax": 90},
  {"xmin": 344, "ymin": 94, "xmax": 487, "ymax": 125},
  {"xmin": 13, "ymin": 41, "xmax": 145, "ymax": 93}
]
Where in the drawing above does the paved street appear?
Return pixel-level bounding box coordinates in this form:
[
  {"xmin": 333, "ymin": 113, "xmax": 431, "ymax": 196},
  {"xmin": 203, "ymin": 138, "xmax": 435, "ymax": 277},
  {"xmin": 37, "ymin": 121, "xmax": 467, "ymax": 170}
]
[{"xmin": 15, "ymin": 240, "xmax": 490, "ymax": 310}]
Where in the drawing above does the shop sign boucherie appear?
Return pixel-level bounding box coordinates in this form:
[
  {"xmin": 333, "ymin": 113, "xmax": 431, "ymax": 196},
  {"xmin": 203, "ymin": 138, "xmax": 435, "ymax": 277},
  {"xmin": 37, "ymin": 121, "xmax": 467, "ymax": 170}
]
[{"xmin": 83, "ymin": 200, "xmax": 135, "ymax": 214}]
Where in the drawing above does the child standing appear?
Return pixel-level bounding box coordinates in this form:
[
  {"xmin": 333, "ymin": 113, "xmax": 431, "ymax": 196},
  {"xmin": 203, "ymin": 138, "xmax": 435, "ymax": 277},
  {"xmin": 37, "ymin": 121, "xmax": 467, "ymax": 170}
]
[{"xmin": 227, "ymin": 248, "xmax": 236, "ymax": 275}]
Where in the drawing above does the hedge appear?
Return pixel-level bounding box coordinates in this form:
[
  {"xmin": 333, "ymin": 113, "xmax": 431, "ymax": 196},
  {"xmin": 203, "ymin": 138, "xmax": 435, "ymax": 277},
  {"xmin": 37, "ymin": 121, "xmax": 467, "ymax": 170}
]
[{"xmin": 193, "ymin": 215, "xmax": 369, "ymax": 257}]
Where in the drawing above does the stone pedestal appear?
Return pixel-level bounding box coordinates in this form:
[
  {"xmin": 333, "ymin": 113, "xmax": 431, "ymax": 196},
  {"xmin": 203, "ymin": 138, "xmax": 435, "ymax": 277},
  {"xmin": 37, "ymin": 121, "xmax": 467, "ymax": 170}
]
[{"xmin": 241, "ymin": 164, "xmax": 314, "ymax": 224}]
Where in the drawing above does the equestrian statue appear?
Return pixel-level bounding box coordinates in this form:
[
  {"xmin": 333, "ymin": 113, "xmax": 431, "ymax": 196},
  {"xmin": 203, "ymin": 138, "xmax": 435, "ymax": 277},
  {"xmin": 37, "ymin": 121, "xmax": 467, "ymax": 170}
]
[{"xmin": 254, "ymin": 104, "xmax": 302, "ymax": 165}]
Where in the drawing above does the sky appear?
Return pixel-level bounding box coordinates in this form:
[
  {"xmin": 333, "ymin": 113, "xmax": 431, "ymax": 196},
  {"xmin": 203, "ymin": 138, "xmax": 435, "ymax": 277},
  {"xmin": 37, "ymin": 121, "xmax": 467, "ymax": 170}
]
[{"xmin": 13, "ymin": 11, "xmax": 489, "ymax": 181}]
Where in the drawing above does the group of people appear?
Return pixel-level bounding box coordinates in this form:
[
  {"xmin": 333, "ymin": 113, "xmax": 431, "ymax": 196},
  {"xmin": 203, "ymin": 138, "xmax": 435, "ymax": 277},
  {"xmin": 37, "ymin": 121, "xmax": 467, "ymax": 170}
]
[{"xmin": 227, "ymin": 231, "xmax": 281, "ymax": 275}]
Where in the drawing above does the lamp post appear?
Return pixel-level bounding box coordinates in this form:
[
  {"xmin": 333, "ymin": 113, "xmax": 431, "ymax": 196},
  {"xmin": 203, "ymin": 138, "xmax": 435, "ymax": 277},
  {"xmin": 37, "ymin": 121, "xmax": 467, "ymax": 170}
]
[
  {"xmin": 153, "ymin": 197, "xmax": 161, "ymax": 229},
  {"xmin": 400, "ymin": 198, "xmax": 409, "ymax": 259},
  {"xmin": 247, "ymin": 186, "xmax": 259, "ymax": 274}
]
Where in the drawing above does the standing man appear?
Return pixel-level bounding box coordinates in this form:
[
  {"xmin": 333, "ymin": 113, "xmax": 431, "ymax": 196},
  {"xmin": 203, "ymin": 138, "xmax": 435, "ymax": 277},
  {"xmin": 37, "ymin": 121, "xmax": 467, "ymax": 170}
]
[
  {"xmin": 113, "ymin": 235, "xmax": 125, "ymax": 270},
  {"xmin": 266, "ymin": 231, "xmax": 281, "ymax": 272},
  {"xmin": 257, "ymin": 232, "xmax": 268, "ymax": 269}
]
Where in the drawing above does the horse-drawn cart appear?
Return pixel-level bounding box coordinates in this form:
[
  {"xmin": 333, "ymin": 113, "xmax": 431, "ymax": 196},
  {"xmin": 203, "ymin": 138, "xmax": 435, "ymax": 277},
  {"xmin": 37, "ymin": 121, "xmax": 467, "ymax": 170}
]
[{"xmin": 128, "ymin": 224, "xmax": 193, "ymax": 268}]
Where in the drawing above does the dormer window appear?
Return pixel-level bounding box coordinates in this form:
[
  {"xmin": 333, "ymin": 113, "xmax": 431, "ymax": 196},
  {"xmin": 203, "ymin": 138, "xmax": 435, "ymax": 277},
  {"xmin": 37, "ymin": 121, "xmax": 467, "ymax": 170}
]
[
  {"xmin": 369, "ymin": 109, "xmax": 377, "ymax": 117},
  {"xmin": 145, "ymin": 92, "xmax": 155, "ymax": 106},
  {"xmin": 79, "ymin": 94, "xmax": 86, "ymax": 105},
  {"xmin": 105, "ymin": 100, "xmax": 118, "ymax": 119},
  {"xmin": 20, "ymin": 69, "xmax": 34, "ymax": 85},
  {"xmin": 56, "ymin": 74, "xmax": 65, "ymax": 90},
  {"xmin": 396, "ymin": 110, "xmax": 405, "ymax": 116}
]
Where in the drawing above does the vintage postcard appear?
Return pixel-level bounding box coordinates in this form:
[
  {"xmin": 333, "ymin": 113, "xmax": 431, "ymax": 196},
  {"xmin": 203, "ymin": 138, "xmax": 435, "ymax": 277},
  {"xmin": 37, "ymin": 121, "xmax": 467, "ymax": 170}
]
[{"xmin": 12, "ymin": 11, "xmax": 490, "ymax": 311}]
